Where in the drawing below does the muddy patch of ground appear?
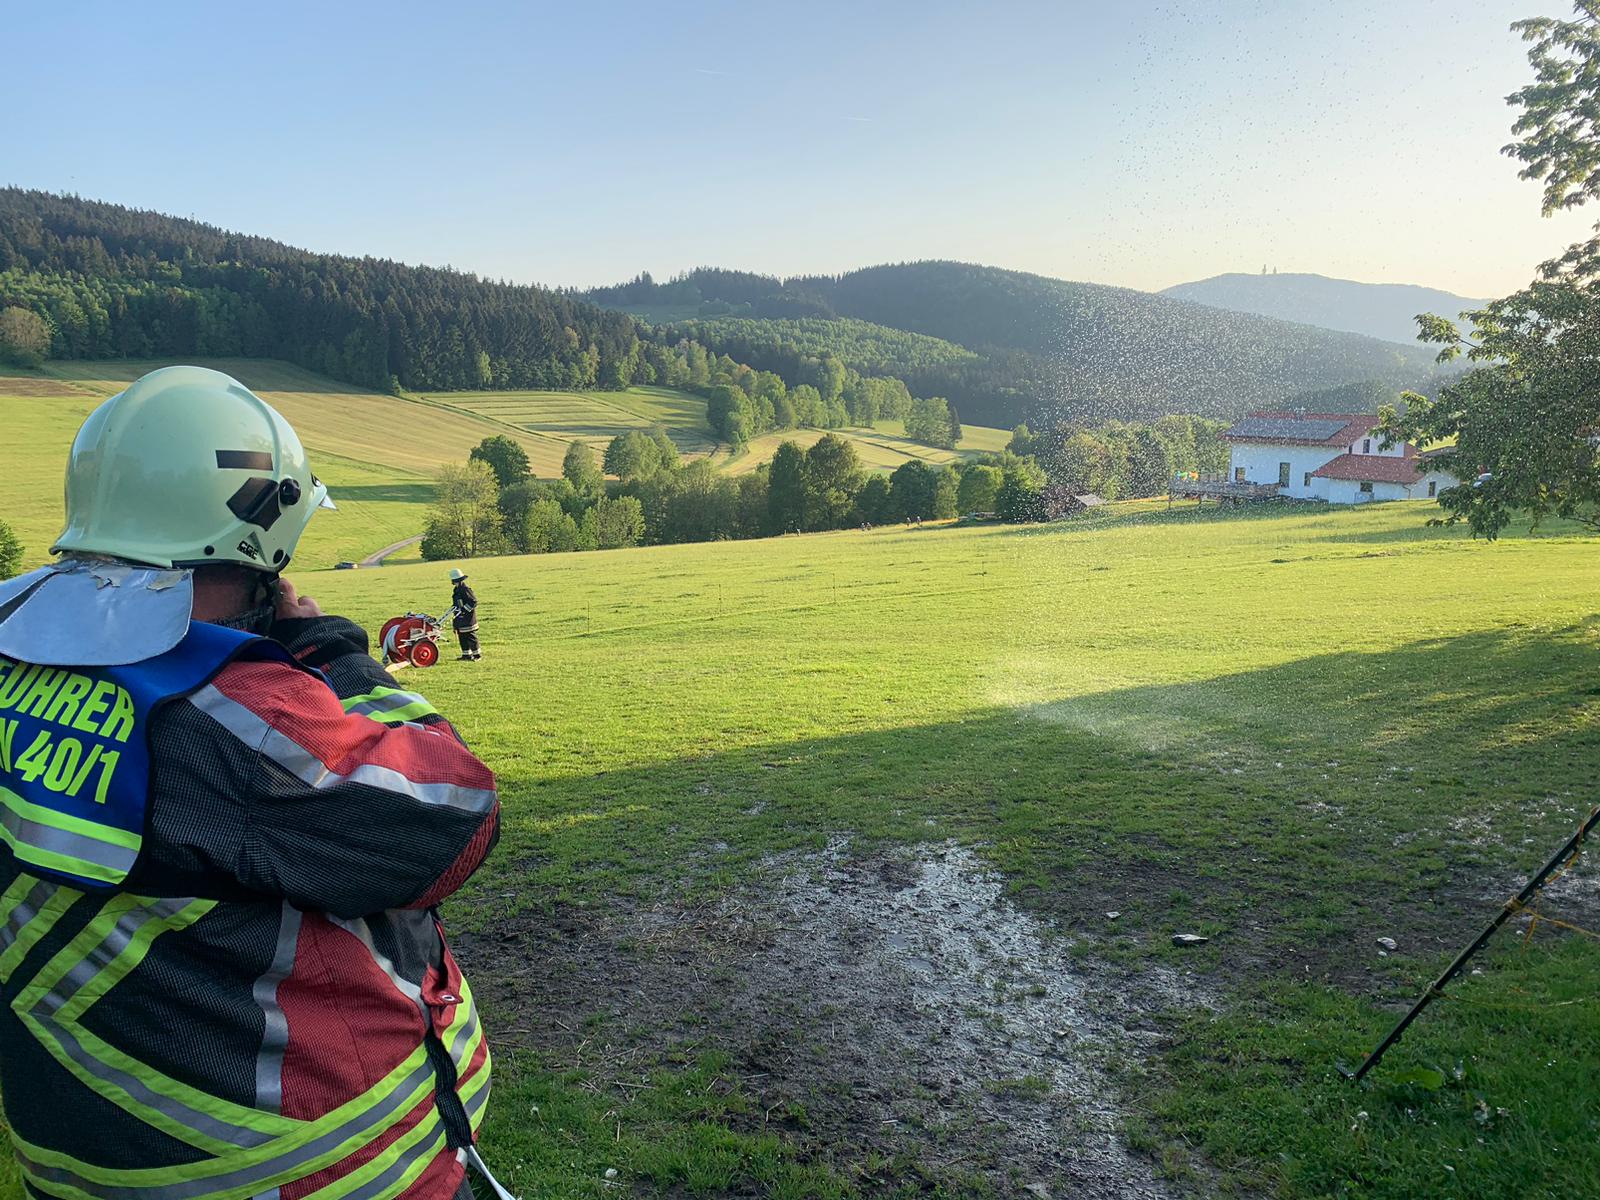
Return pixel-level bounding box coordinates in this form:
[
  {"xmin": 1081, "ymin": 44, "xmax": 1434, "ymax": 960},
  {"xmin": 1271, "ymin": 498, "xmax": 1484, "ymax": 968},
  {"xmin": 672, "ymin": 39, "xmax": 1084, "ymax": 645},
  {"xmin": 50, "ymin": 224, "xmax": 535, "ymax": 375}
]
[{"xmin": 458, "ymin": 841, "xmax": 1210, "ymax": 1198}]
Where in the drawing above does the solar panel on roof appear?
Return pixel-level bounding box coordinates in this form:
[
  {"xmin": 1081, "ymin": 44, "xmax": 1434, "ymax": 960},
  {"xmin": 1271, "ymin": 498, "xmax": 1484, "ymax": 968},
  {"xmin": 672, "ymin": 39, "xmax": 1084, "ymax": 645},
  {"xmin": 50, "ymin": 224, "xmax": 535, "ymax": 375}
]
[{"xmin": 1226, "ymin": 416, "xmax": 1349, "ymax": 441}]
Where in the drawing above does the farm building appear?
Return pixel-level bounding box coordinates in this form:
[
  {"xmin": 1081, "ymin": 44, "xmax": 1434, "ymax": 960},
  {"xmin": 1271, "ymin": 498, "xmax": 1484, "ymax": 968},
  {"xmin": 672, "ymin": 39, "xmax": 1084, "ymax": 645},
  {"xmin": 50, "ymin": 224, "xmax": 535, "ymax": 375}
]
[{"xmin": 1220, "ymin": 411, "xmax": 1456, "ymax": 504}]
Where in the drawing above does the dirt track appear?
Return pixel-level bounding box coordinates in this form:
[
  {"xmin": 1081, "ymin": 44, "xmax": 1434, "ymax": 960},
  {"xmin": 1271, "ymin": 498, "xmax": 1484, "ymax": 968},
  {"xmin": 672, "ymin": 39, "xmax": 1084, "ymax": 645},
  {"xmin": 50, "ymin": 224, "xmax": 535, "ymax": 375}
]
[{"xmin": 359, "ymin": 534, "xmax": 422, "ymax": 566}]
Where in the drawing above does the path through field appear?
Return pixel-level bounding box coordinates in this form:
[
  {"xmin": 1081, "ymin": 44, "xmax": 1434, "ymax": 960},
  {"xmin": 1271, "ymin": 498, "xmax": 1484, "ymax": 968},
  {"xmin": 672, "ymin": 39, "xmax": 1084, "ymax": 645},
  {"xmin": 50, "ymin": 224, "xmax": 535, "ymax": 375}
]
[{"xmin": 360, "ymin": 534, "xmax": 423, "ymax": 566}]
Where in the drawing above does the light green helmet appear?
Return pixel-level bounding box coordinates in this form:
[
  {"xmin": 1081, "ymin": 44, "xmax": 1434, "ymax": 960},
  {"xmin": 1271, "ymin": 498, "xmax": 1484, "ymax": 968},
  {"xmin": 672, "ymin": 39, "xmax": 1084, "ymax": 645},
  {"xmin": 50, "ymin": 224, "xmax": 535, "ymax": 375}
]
[{"xmin": 53, "ymin": 365, "xmax": 333, "ymax": 573}]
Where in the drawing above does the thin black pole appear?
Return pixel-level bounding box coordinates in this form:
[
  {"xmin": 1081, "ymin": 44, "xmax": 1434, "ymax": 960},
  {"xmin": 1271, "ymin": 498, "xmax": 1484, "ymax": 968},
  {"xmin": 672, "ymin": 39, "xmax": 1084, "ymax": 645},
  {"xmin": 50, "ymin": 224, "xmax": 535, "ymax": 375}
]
[{"xmin": 1340, "ymin": 805, "xmax": 1600, "ymax": 1082}]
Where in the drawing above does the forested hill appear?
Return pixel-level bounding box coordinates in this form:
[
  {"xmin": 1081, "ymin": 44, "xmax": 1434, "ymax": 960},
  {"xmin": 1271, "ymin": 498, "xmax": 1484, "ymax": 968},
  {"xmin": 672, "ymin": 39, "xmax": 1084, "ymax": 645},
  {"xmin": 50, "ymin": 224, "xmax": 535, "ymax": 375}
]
[
  {"xmin": 587, "ymin": 261, "xmax": 1443, "ymax": 426},
  {"xmin": 1160, "ymin": 272, "xmax": 1486, "ymax": 346},
  {"xmin": 0, "ymin": 189, "xmax": 1445, "ymax": 429},
  {"xmin": 0, "ymin": 189, "xmax": 642, "ymax": 392}
]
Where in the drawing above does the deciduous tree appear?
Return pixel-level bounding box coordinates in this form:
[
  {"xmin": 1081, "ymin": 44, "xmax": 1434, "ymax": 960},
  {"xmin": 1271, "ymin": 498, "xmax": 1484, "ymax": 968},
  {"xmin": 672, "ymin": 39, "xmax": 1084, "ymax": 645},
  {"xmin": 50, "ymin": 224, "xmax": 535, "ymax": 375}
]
[
  {"xmin": 1384, "ymin": 4, "xmax": 1600, "ymax": 535},
  {"xmin": 0, "ymin": 306, "xmax": 50, "ymax": 367},
  {"xmin": 562, "ymin": 440, "xmax": 604, "ymax": 501},
  {"xmin": 768, "ymin": 441, "xmax": 807, "ymax": 532},
  {"xmin": 889, "ymin": 460, "xmax": 940, "ymax": 520},
  {"xmin": 802, "ymin": 434, "xmax": 864, "ymax": 530},
  {"xmin": 0, "ymin": 519, "xmax": 22, "ymax": 578},
  {"xmin": 956, "ymin": 464, "xmax": 1002, "ymax": 513},
  {"xmin": 421, "ymin": 460, "xmax": 504, "ymax": 559},
  {"xmin": 469, "ymin": 435, "xmax": 531, "ymax": 490}
]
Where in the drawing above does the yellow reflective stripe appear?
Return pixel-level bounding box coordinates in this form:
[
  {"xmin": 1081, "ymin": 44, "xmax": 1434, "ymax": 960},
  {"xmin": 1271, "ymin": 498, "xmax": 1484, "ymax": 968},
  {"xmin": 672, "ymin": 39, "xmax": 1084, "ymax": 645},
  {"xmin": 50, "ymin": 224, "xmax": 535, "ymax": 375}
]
[
  {"xmin": 0, "ymin": 884, "xmax": 79, "ymax": 983},
  {"xmin": 11, "ymin": 1047, "xmax": 439, "ymax": 1191},
  {"xmin": 19, "ymin": 895, "xmax": 168, "ymax": 1011},
  {"xmin": 0, "ymin": 784, "xmax": 142, "ymax": 883},
  {"xmin": 458, "ymin": 1051, "xmax": 491, "ymax": 1110},
  {"xmin": 362, "ymin": 706, "xmax": 434, "ymax": 726},
  {"xmin": 0, "ymin": 874, "xmax": 34, "ymax": 916},
  {"xmin": 339, "ymin": 687, "xmax": 437, "ymax": 725},
  {"xmin": 0, "ymin": 786, "xmax": 142, "ymax": 848},
  {"xmin": 10, "ymin": 889, "xmax": 465, "ymax": 1199},
  {"xmin": 15, "ymin": 895, "xmax": 261, "ymax": 1154},
  {"xmin": 301, "ymin": 1119, "xmax": 447, "ymax": 1200},
  {"xmin": 19, "ymin": 895, "xmax": 213, "ymax": 1021},
  {"xmin": 15, "ymin": 1161, "xmax": 92, "ymax": 1200}
]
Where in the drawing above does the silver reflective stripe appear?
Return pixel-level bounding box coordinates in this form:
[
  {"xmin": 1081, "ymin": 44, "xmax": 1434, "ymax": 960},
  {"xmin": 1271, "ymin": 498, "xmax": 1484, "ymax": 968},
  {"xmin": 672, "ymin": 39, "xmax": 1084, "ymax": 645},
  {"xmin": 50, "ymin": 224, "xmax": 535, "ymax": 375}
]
[
  {"xmin": 325, "ymin": 914, "xmax": 428, "ymax": 1017},
  {"xmin": 345, "ymin": 691, "xmax": 433, "ymax": 718},
  {"xmin": 0, "ymin": 801, "xmax": 141, "ymax": 877},
  {"xmin": 0, "ymin": 878, "xmax": 59, "ymax": 953},
  {"xmin": 190, "ymin": 687, "xmax": 495, "ymax": 814},
  {"xmin": 29, "ymin": 1002, "xmax": 279, "ymax": 1150},
  {"xmin": 446, "ymin": 1005, "xmax": 480, "ymax": 1071},
  {"xmin": 22, "ymin": 898, "xmax": 281, "ymax": 1150},
  {"xmin": 254, "ymin": 903, "xmax": 303, "ymax": 1115},
  {"xmin": 34, "ymin": 897, "xmax": 191, "ymax": 1017},
  {"xmin": 338, "ymin": 1125, "xmax": 448, "ymax": 1200},
  {"xmin": 13, "ymin": 1057, "xmax": 441, "ymax": 1200},
  {"xmin": 464, "ymin": 1077, "xmax": 491, "ymax": 1123}
]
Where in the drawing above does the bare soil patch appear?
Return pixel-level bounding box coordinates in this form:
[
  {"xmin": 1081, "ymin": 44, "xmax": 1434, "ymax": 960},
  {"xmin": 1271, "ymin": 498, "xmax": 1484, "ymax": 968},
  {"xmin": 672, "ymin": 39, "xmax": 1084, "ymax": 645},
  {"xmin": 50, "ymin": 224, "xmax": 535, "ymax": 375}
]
[{"xmin": 458, "ymin": 841, "xmax": 1211, "ymax": 1198}]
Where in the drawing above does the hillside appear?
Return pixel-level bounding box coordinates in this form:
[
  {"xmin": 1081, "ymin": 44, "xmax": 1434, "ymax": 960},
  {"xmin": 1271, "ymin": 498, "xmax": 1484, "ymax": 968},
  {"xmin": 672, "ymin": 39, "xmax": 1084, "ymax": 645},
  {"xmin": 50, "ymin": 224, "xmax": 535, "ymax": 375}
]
[
  {"xmin": 0, "ymin": 188, "xmax": 640, "ymax": 392},
  {"xmin": 0, "ymin": 359, "xmax": 1013, "ymax": 569},
  {"xmin": 296, "ymin": 503, "xmax": 1597, "ymax": 1198},
  {"xmin": 592, "ymin": 261, "xmax": 1445, "ymax": 428},
  {"xmin": 1161, "ymin": 271, "xmax": 1486, "ymax": 345},
  {"xmin": 1, "ymin": 192, "xmax": 1448, "ymax": 437},
  {"xmin": 0, "ymin": 359, "xmax": 531, "ymax": 569}
]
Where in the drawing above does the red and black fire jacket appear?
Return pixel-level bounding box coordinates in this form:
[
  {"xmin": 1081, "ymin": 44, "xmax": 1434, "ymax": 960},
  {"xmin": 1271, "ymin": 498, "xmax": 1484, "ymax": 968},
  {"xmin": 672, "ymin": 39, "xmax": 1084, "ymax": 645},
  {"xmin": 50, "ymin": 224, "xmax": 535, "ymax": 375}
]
[{"xmin": 0, "ymin": 614, "xmax": 499, "ymax": 1200}]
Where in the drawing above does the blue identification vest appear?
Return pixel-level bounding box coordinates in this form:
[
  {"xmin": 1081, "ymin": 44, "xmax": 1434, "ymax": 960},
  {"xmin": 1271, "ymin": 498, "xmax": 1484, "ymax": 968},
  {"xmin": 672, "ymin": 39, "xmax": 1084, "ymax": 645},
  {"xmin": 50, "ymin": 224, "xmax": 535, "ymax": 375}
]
[{"xmin": 0, "ymin": 622, "xmax": 298, "ymax": 890}]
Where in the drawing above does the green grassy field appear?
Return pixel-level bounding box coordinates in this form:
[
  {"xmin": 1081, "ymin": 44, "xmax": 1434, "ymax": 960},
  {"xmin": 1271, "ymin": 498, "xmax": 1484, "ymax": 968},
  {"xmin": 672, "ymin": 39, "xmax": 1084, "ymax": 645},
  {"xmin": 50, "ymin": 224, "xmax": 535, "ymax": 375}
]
[
  {"xmin": 435, "ymin": 386, "xmax": 1014, "ymax": 476},
  {"xmin": 726, "ymin": 421, "xmax": 1012, "ymax": 475},
  {"xmin": 11, "ymin": 359, "xmax": 1597, "ymax": 1195},
  {"xmin": 0, "ymin": 360, "xmax": 540, "ymax": 569},
  {"xmin": 419, "ymin": 386, "xmax": 721, "ymax": 476},
  {"xmin": 236, "ymin": 499, "xmax": 1598, "ymax": 1200},
  {"xmin": 1, "ymin": 362, "xmax": 1012, "ymax": 574}
]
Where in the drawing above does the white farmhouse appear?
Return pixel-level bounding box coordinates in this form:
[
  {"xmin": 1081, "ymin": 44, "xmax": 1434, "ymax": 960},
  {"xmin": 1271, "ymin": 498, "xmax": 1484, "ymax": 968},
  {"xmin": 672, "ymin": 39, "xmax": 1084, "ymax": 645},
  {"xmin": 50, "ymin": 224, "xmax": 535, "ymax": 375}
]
[{"xmin": 1220, "ymin": 411, "xmax": 1456, "ymax": 505}]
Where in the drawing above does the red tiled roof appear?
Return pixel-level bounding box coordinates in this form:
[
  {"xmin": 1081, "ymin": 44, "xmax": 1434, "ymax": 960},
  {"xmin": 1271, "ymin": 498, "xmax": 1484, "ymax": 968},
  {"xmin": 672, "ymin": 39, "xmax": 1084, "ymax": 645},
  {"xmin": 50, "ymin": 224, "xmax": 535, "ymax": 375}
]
[
  {"xmin": 1222, "ymin": 412, "xmax": 1380, "ymax": 447},
  {"xmin": 1310, "ymin": 453, "xmax": 1427, "ymax": 484}
]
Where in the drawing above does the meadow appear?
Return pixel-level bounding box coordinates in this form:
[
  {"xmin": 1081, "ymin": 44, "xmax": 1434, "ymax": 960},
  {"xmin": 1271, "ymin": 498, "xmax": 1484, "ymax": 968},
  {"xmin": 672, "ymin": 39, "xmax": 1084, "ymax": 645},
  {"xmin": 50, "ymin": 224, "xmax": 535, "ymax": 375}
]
[
  {"xmin": 6, "ymin": 363, "xmax": 1599, "ymax": 1197},
  {"xmin": 1, "ymin": 360, "xmax": 528, "ymax": 568},
  {"xmin": 424, "ymin": 386, "xmax": 722, "ymax": 473},
  {"xmin": 1, "ymin": 362, "xmax": 1013, "ymax": 572},
  {"xmin": 270, "ymin": 499, "xmax": 1600, "ymax": 1199}
]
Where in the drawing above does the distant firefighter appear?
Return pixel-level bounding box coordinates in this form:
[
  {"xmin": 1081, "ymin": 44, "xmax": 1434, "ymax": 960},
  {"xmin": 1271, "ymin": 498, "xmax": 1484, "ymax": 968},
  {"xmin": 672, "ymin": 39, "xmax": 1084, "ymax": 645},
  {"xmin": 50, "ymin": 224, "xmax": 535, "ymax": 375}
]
[{"xmin": 449, "ymin": 567, "xmax": 481, "ymax": 660}]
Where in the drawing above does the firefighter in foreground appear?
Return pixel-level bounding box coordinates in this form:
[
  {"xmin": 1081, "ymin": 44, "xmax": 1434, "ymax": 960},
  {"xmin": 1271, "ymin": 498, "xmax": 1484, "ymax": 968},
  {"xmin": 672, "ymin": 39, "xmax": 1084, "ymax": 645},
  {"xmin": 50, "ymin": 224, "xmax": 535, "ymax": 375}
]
[
  {"xmin": 0, "ymin": 366, "xmax": 504, "ymax": 1200},
  {"xmin": 448, "ymin": 568, "xmax": 479, "ymax": 661}
]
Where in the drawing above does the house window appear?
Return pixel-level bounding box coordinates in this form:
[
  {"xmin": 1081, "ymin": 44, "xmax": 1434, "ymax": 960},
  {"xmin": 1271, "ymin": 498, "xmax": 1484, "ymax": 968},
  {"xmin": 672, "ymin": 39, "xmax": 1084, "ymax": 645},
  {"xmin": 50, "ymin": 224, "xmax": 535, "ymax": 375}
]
[
  {"xmin": 1278, "ymin": 462, "xmax": 1291, "ymax": 487},
  {"xmin": 1359, "ymin": 481, "xmax": 1374, "ymax": 494},
  {"xmin": 1428, "ymin": 481, "xmax": 1437, "ymax": 498},
  {"xmin": 1303, "ymin": 471, "xmax": 1312, "ymax": 488},
  {"xmin": 1234, "ymin": 466, "xmax": 1246, "ymax": 483},
  {"xmin": 1362, "ymin": 438, "xmax": 1371, "ymax": 454}
]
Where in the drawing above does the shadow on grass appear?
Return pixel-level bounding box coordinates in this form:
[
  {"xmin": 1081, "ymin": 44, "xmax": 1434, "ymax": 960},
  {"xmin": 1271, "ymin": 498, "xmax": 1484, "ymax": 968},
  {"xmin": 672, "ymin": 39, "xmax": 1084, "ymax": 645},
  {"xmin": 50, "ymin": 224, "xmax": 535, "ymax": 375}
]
[
  {"xmin": 1311, "ymin": 516, "xmax": 1596, "ymax": 545},
  {"xmin": 326, "ymin": 482, "xmax": 437, "ymax": 504},
  {"xmin": 459, "ymin": 620, "xmax": 1600, "ymax": 994}
]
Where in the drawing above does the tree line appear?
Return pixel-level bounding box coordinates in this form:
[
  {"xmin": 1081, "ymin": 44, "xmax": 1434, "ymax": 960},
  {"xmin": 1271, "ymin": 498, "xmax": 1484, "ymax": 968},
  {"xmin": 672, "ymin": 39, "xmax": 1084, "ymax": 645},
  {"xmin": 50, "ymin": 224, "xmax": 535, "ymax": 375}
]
[
  {"xmin": 420, "ymin": 434, "xmax": 1056, "ymax": 562},
  {"xmin": 586, "ymin": 263, "xmax": 1443, "ymax": 428},
  {"xmin": 0, "ymin": 190, "xmax": 641, "ymax": 392},
  {"xmin": 0, "ymin": 191, "xmax": 969, "ymax": 453},
  {"xmin": 1007, "ymin": 413, "xmax": 1230, "ymax": 499}
]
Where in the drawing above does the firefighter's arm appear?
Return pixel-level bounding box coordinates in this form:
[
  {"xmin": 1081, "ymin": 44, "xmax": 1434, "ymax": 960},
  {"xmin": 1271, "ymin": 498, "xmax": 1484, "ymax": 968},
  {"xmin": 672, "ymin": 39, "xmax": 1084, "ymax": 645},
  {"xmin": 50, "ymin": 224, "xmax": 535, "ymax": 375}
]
[{"xmin": 195, "ymin": 653, "xmax": 501, "ymax": 919}]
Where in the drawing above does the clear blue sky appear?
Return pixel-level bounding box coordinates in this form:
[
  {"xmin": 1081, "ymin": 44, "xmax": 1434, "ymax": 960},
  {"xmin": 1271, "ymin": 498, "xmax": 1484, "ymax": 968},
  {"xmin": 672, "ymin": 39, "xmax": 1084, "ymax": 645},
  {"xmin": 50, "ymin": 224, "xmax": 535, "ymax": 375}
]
[{"xmin": 9, "ymin": 0, "xmax": 1591, "ymax": 298}]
